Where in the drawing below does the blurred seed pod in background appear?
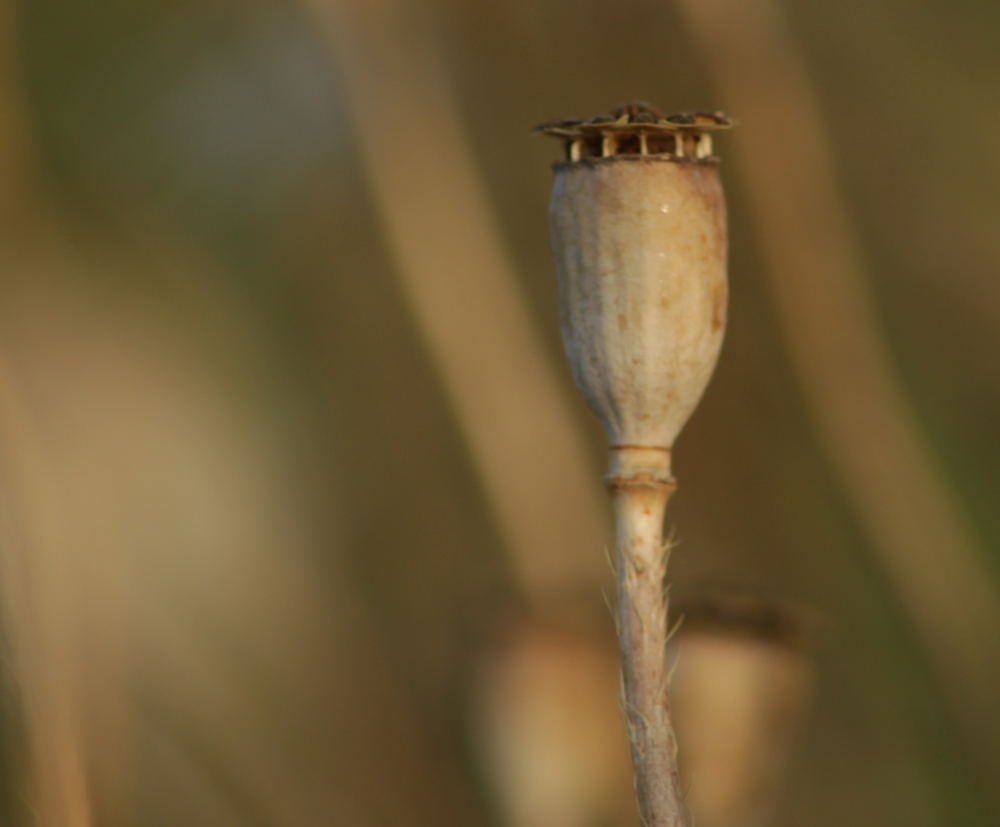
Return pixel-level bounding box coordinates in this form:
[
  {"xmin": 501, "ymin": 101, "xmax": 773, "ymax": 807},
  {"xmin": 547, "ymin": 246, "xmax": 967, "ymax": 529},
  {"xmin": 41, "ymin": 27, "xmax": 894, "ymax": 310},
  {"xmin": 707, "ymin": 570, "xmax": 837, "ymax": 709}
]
[{"xmin": 670, "ymin": 592, "xmax": 817, "ymax": 827}]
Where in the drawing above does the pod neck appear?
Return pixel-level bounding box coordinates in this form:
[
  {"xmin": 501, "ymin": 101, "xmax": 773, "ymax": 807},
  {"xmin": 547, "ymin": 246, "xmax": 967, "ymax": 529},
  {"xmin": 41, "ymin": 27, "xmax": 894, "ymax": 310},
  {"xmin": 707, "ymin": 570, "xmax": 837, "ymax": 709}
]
[{"xmin": 605, "ymin": 446, "xmax": 674, "ymax": 489}]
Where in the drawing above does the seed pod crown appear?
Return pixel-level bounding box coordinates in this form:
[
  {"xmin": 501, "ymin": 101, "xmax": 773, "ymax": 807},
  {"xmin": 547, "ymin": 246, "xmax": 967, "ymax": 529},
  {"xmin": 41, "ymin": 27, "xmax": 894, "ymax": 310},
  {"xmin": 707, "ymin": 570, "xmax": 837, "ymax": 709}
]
[{"xmin": 536, "ymin": 101, "xmax": 735, "ymax": 161}]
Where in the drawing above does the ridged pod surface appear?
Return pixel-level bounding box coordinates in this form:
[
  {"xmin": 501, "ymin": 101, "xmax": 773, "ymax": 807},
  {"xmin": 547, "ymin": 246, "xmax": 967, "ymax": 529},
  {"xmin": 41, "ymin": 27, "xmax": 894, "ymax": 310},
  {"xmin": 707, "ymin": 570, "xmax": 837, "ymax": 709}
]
[{"xmin": 550, "ymin": 155, "xmax": 727, "ymax": 480}]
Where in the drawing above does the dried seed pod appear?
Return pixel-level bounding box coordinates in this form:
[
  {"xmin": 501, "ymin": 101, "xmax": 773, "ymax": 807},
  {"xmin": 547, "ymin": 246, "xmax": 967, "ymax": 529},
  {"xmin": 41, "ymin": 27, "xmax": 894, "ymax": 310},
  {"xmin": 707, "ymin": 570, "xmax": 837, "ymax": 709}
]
[
  {"xmin": 470, "ymin": 612, "xmax": 633, "ymax": 827},
  {"xmin": 540, "ymin": 101, "xmax": 732, "ymax": 484},
  {"xmin": 669, "ymin": 593, "xmax": 817, "ymax": 827},
  {"xmin": 539, "ymin": 102, "xmax": 734, "ymax": 827}
]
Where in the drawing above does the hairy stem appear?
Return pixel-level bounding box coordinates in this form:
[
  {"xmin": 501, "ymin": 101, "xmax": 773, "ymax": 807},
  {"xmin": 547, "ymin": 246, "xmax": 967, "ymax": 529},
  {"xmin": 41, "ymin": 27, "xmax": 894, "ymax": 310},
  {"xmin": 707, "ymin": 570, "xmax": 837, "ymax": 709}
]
[{"xmin": 612, "ymin": 477, "xmax": 684, "ymax": 827}]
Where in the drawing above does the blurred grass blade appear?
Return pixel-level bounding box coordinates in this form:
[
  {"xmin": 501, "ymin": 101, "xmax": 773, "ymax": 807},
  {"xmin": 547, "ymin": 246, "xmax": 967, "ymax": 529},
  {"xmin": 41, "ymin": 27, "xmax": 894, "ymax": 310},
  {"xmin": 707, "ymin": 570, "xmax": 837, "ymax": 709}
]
[
  {"xmin": 298, "ymin": 0, "xmax": 611, "ymax": 601},
  {"xmin": 675, "ymin": 0, "xmax": 1000, "ymax": 795}
]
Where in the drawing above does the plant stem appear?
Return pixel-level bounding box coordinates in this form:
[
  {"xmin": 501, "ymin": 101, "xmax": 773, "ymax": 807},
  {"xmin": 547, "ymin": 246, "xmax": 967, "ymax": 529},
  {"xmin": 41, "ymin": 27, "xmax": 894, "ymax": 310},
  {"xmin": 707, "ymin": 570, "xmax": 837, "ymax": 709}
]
[{"xmin": 609, "ymin": 450, "xmax": 684, "ymax": 827}]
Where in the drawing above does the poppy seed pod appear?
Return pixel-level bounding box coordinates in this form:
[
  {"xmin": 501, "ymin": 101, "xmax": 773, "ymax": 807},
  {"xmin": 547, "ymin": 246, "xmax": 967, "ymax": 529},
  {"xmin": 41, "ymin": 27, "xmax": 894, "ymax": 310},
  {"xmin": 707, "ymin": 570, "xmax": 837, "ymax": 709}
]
[
  {"xmin": 538, "ymin": 103, "xmax": 733, "ymax": 485},
  {"xmin": 538, "ymin": 102, "xmax": 734, "ymax": 827},
  {"xmin": 669, "ymin": 593, "xmax": 816, "ymax": 827}
]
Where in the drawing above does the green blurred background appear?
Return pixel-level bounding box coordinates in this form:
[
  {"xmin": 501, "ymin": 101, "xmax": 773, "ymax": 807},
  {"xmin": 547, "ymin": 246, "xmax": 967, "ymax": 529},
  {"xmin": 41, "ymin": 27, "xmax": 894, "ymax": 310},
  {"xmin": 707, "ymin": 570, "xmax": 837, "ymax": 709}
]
[{"xmin": 0, "ymin": 0, "xmax": 998, "ymax": 824}]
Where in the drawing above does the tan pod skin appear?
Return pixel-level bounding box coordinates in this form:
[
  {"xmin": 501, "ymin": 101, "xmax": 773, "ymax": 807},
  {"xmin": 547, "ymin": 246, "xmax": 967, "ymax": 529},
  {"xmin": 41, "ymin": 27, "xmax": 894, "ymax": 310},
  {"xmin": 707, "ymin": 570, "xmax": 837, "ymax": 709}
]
[
  {"xmin": 540, "ymin": 103, "xmax": 733, "ymax": 827},
  {"xmin": 552, "ymin": 157, "xmax": 728, "ymax": 465}
]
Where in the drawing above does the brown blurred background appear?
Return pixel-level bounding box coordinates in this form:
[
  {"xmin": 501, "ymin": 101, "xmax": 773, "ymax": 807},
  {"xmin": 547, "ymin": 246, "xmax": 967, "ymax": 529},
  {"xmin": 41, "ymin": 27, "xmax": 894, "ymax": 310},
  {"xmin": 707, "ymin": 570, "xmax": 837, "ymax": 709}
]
[{"xmin": 0, "ymin": 0, "xmax": 998, "ymax": 825}]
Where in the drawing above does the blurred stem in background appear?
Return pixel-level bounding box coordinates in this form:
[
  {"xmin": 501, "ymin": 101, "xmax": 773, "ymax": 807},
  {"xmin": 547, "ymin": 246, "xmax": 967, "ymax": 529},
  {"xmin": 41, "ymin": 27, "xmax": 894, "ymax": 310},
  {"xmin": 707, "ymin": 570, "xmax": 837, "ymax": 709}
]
[
  {"xmin": 298, "ymin": 0, "xmax": 611, "ymax": 604},
  {"xmin": 0, "ymin": 0, "xmax": 102, "ymax": 821},
  {"xmin": 675, "ymin": 0, "xmax": 1000, "ymax": 808},
  {"xmin": 0, "ymin": 0, "xmax": 41, "ymax": 245},
  {"xmin": 293, "ymin": 3, "xmax": 643, "ymax": 825},
  {"xmin": 0, "ymin": 363, "xmax": 97, "ymax": 827},
  {"xmin": 0, "ymin": 2, "xmax": 494, "ymax": 823}
]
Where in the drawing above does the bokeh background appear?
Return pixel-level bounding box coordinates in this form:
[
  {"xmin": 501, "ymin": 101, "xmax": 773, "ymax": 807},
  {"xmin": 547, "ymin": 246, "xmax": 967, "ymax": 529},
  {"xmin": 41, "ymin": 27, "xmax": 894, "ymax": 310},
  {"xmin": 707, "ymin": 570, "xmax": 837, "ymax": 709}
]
[{"xmin": 0, "ymin": 0, "xmax": 998, "ymax": 825}]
